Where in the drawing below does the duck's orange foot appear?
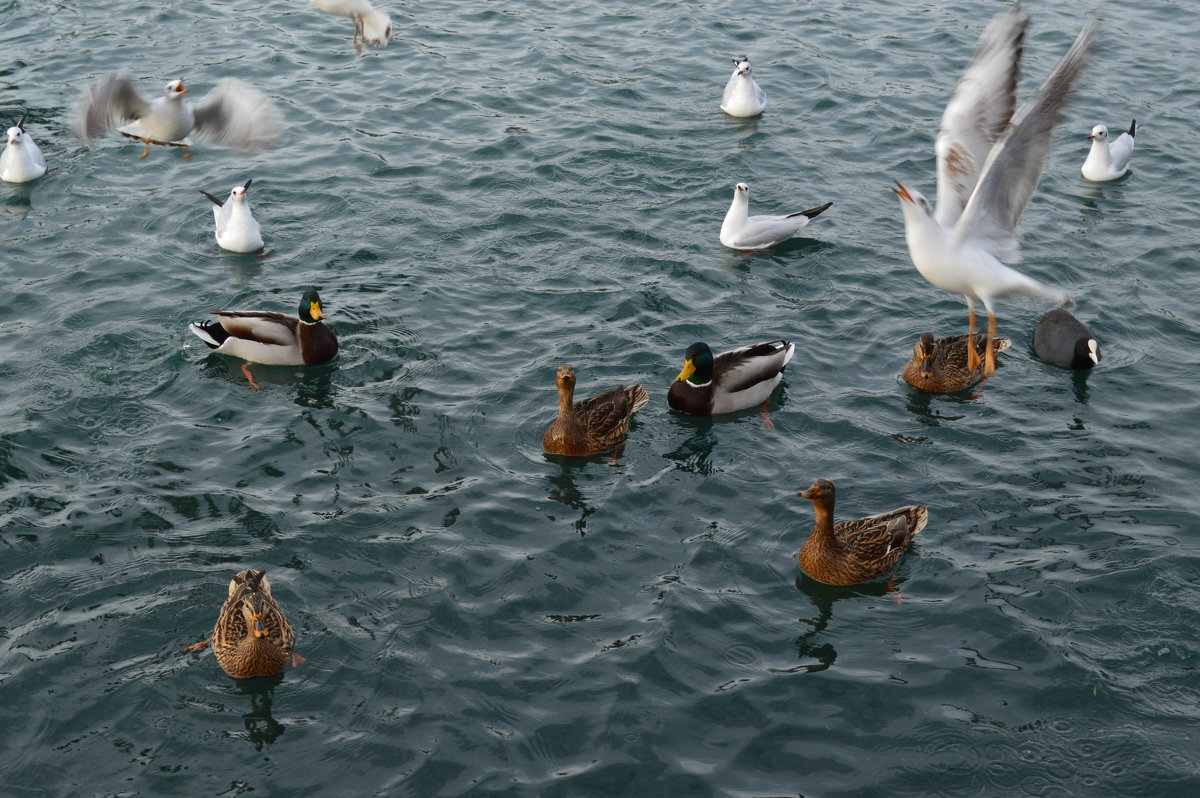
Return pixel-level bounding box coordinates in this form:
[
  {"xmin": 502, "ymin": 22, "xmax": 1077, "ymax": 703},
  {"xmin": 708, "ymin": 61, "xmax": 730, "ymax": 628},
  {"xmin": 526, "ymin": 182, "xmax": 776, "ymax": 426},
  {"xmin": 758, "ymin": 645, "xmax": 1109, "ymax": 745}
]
[
  {"xmin": 182, "ymin": 151, "xmax": 191, "ymax": 160},
  {"xmin": 885, "ymin": 575, "xmax": 904, "ymax": 605},
  {"xmin": 289, "ymin": 652, "xmax": 307, "ymax": 669},
  {"xmin": 241, "ymin": 362, "xmax": 262, "ymax": 391},
  {"xmin": 760, "ymin": 400, "xmax": 774, "ymax": 429},
  {"xmin": 183, "ymin": 636, "xmax": 212, "ymax": 653}
]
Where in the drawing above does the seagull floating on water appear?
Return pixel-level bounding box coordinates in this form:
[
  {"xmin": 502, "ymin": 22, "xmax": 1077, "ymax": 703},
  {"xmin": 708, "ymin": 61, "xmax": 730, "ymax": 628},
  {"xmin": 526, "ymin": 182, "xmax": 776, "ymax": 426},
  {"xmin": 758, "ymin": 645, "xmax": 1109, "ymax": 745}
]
[
  {"xmin": 0, "ymin": 115, "xmax": 46, "ymax": 183},
  {"xmin": 201, "ymin": 179, "xmax": 264, "ymax": 254},
  {"xmin": 73, "ymin": 75, "xmax": 282, "ymax": 159},
  {"xmin": 893, "ymin": 3, "xmax": 1095, "ymax": 376},
  {"xmin": 721, "ymin": 57, "xmax": 766, "ymax": 117},
  {"xmin": 720, "ymin": 183, "xmax": 832, "ymax": 250},
  {"xmin": 1081, "ymin": 119, "xmax": 1136, "ymax": 181},
  {"xmin": 309, "ymin": 0, "xmax": 391, "ymax": 50}
]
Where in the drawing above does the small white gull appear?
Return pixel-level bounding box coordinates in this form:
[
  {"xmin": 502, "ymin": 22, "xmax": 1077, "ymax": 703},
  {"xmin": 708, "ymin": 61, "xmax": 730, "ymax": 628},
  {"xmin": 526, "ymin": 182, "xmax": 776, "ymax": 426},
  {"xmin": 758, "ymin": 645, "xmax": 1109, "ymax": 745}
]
[
  {"xmin": 720, "ymin": 183, "xmax": 832, "ymax": 250},
  {"xmin": 0, "ymin": 115, "xmax": 46, "ymax": 183},
  {"xmin": 1081, "ymin": 119, "xmax": 1135, "ymax": 181},
  {"xmin": 201, "ymin": 179, "xmax": 264, "ymax": 254},
  {"xmin": 721, "ymin": 57, "xmax": 766, "ymax": 118}
]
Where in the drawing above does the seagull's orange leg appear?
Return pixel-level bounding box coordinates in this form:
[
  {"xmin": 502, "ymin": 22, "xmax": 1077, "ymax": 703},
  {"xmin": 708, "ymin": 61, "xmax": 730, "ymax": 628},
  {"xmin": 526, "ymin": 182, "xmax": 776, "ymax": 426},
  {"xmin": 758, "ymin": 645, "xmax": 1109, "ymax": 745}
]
[
  {"xmin": 984, "ymin": 312, "xmax": 997, "ymax": 376},
  {"xmin": 965, "ymin": 304, "xmax": 979, "ymax": 372},
  {"xmin": 352, "ymin": 19, "xmax": 362, "ymax": 51},
  {"xmin": 183, "ymin": 636, "xmax": 212, "ymax": 653},
  {"xmin": 140, "ymin": 137, "xmax": 150, "ymax": 158},
  {"xmin": 241, "ymin": 363, "xmax": 262, "ymax": 390}
]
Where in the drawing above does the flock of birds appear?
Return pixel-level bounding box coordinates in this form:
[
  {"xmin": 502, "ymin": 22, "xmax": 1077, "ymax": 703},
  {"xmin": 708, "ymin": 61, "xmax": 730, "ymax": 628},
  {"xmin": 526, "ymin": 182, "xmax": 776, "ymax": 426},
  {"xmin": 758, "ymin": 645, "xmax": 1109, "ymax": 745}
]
[{"xmin": 1, "ymin": 1, "xmax": 1131, "ymax": 678}]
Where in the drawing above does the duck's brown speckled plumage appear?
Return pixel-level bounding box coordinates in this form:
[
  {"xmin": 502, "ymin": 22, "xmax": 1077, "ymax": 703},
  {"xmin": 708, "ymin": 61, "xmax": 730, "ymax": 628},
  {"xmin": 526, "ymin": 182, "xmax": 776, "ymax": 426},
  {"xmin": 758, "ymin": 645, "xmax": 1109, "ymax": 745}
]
[
  {"xmin": 902, "ymin": 332, "xmax": 1011, "ymax": 393},
  {"xmin": 191, "ymin": 569, "xmax": 296, "ymax": 678},
  {"xmin": 797, "ymin": 479, "xmax": 927, "ymax": 585},
  {"xmin": 543, "ymin": 365, "xmax": 648, "ymax": 456}
]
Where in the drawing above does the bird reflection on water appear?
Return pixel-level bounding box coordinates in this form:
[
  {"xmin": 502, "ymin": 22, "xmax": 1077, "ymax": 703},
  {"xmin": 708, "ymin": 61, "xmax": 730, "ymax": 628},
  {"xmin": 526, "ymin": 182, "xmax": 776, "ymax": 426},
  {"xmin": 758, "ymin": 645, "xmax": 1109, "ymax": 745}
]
[{"xmin": 226, "ymin": 672, "xmax": 286, "ymax": 751}]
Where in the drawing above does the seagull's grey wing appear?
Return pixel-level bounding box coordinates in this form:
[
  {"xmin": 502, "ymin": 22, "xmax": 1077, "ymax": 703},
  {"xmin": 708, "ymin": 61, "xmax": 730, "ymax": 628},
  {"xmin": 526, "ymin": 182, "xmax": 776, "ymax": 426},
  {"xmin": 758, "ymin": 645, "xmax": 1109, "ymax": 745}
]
[
  {"xmin": 954, "ymin": 17, "xmax": 1098, "ymax": 263},
  {"xmin": 72, "ymin": 74, "xmax": 152, "ymax": 141},
  {"xmin": 192, "ymin": 79, "xmax": 282, "ymax": 153},
  {"xmin": 935, "ymin": 4, "xmax": 1028, "ymax": 229}
]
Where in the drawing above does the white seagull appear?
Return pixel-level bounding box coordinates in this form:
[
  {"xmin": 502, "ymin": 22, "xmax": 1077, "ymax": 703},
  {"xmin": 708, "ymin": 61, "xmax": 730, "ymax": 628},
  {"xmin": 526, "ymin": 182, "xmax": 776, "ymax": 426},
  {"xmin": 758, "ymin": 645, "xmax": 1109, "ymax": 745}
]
[
  {"xmin": 201, "ymin": 179, "xmax": 264, "ymax": 253},
  {"xmin": 72, "ymin": 75, "xmax": 282, "ymax": 159},
  {"xmin": 893, "ymin": 3, "xmax": 1096, "ymax": 375},
  {"xmin": 721, "ymin": 57, "xmax": 766, "ymax": 118},
  {"xmin": 0, "ymin": 115, "xmax": 46, "ymax": 183},
  {"xmin": 308, "ymin": 0, "xmax": 391, "ymax": 50},
  {"xmin": 720, "ymin": 183, "xmax": 832, "ymax": 250},
  {"xmin": 1081, "ymin": 119, "xmax": 1136, "ymax": 181}
]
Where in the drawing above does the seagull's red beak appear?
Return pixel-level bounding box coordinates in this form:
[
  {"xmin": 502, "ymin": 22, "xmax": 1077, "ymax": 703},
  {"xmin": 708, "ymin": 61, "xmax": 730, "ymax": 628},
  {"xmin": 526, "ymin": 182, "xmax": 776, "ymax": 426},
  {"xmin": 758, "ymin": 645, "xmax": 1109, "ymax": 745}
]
[
  {"xmin": 1087, "ymin": 134, "xmax": 1094, "ymax": 140},
  {"xmin": 892, "ymin": 182, "xmax": 914, "ymax": 203}
]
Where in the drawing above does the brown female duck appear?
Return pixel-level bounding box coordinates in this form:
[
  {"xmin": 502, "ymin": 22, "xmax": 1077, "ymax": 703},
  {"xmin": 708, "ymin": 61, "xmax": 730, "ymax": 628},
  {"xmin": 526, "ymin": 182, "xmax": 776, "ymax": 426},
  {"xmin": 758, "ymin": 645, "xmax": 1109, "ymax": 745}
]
[
  {"xmin": 543, "ymin": 365, "xmax": 649, "ymax": 456},
  {"xmin": 796, "ymin": 479, "xmax": 927, "ymax": 585},
  {"xmin": 902, "ymin": 332, "xmax": 1011, "ymax": 393},
  {"xmin": 184, "ymin": 569, "xmax": 298, "ymax": 678}
]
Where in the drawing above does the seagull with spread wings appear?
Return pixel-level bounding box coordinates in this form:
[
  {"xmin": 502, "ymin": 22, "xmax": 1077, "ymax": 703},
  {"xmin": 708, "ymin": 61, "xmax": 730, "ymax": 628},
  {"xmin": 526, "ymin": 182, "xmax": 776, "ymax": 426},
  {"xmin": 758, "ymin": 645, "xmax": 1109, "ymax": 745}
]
[{"xmin": 893, "ymin": 3, "xmax": 1096, "ymax": 375}]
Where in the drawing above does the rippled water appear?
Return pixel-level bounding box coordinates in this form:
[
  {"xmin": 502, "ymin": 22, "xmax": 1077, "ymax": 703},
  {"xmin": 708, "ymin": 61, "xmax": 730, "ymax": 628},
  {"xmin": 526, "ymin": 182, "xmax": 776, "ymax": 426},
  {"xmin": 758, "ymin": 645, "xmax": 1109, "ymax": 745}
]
[{"xmin": 3, "ymin": 0, "xmax": 1198, "ymax": 795}]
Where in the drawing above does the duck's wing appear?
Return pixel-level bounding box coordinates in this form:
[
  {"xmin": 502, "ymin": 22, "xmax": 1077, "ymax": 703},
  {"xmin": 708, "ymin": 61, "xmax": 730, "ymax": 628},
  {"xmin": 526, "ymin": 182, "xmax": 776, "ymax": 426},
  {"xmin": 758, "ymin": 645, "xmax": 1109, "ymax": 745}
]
[
  {"xmin": 192, "ymin": 79, "xmax": 283, "ymax": 152},
  {"xmin": 713, "ymin": 340, "xmax": 794, "ymax": 393},
  {"xmin": 573, "ymin": 384, "xmax": 649, "ymax": 449},
  {"xmin": 213, "ymin": 309, "xmax": 298, "ymax": 346},
  {"xmin": 72, "ymin": 74, "xmax": 152, "ymax": 140},
  {"xmin": 935, "ymin": 4, "xmax": 1028, "ymax": 230},
  {"xmin": 953, "ymin": 17, "xmax": 1098, "ymax": 263},
  {"xmin": 838, "ymin": 505, "xmax": 928, "ymax": 570}
]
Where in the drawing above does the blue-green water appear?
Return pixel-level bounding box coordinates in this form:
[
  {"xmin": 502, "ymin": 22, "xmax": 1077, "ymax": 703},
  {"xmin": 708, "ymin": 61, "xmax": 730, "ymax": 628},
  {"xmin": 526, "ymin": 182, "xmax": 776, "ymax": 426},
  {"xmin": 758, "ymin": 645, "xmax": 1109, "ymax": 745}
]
[{"xmin": 3, "ymin": 0, "xmax": 1198, "ymax": 795}]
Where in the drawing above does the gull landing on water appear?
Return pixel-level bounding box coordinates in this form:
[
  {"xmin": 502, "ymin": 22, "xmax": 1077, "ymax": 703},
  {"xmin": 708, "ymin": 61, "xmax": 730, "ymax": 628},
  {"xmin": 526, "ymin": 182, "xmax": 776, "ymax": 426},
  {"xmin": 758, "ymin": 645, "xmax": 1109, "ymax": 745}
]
[
  {"xmin": 0, "ymin": 115, "xmax": 46, "ymax": 183},
  {"xmin": 1081, "ymin": 120, "xmax": 1136, "ymax": 181},
  {"xmin": 308, "ymin": 0, "xmax": 391, "ymax": 50},
  {"xmin": 893, "ymin": 3, "xmax": 1095, "ymax": 376},
  {"xmin": 201, "ymin": 179, "xmax": 264, "ymax": 254},
  {"xmin": 72, "ymin": 75, "xmax": 282, "ymax": 159},
  {"xmin": 721, "ymin": 57, "xmax": 766, "ymax": 117},
  {"xmin": 720, "ymin": 183, "xmax": 832, "ymax": 250}
]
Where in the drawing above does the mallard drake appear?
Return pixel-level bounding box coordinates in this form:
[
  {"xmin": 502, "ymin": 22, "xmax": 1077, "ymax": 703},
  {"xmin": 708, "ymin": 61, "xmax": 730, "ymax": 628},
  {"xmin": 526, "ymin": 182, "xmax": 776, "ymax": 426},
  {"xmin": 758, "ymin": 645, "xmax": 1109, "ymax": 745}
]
[
  {"xmin": 189, "ymin": 289, "xmax": 338, "ymax": 367},
  {"xmin": 543, "ymin": 365, "xmax": 649, "ymax": 456},
  {"xmin": 184, "ymin": 569, "xmax": 298, "ymax": 678},
  {"xmin": 1033, "ymin": 308, "xmax": 1100, "ymax": 368},
  {"xmin": 201, "ymin": 179, "xmax": 263, "ymax": 253},
  {"xmin": 902, "ymin": 331, "xmax": 1012, "ymax": 393},
  {"xmin": 796, "ymin": 479, "xmax": 927, "ymax": 586},
  {"xmin": 668, "ymin": 339, "xmax": 794, "ymax": 416}
]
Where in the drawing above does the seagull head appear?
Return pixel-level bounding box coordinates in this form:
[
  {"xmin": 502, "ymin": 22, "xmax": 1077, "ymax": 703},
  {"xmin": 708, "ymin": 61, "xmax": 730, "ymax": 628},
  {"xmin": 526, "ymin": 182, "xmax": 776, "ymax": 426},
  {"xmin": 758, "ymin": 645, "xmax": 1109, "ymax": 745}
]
[
  {"xmin": 165, "ymin": 79, "xmax": 188, "ymax": 98},
  {"xmin": 892, "ymin": 182, "xmax": 933, "ymax": 219},
  {"xmin": 1088, "ymin": 124, "xmax": 1108, "ymax": 141},
  {"xmin": 5, "ymin": 125, "xmax": 21, "ymax": 146},
  {"xmin": 732, "ymin": 57, "xmax": 751, "ymax": 76},
  {"xmin": 733, "ymin": 182, "xmax": 749, "ymax": 197}
]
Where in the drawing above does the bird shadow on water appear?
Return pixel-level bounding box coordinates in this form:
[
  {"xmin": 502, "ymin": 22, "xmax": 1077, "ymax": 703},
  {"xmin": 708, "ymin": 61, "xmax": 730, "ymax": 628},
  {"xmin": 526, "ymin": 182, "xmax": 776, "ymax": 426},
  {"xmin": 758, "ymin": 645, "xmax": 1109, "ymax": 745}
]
[
  {"xmin": 541, "ymin": 458, "xmax": 601, "ymax": 536},
  {"xmin": 783, "ymin": 575, "xmax": 903, "ymax": 674},
  {"xmin": 220, "ymin": 673, "xmax": 286, "ymax": 751},
  {"xmin": 662, "ymin": 415, "xmax": 719, "ymax": 475}
]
